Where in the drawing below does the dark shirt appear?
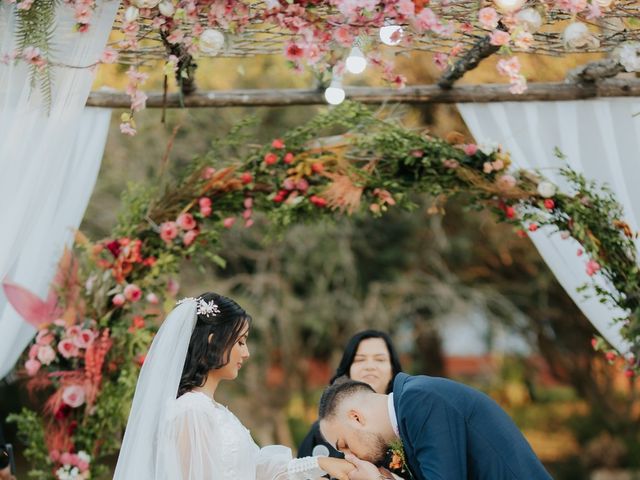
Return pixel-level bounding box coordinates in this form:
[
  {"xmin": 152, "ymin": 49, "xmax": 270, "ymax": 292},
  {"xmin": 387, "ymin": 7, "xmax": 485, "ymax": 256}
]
[
  {"xmin": 297, "ymin": 421, "xmax": 344, "ymax": 459},
  {"xmin": 0, "ymin": 423, "xmax": 9, "ymax": 470}
]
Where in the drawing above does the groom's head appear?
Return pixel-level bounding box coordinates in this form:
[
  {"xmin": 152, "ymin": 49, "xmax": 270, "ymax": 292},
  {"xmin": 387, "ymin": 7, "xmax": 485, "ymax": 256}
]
[{"xmin": 318, "ymin": 379, "xmax": 391, "ymax": 464}]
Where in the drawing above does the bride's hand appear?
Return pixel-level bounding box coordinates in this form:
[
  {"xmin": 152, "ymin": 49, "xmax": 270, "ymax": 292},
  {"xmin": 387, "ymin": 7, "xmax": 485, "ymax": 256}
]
[{"xmin": 318, "ymin": 456, "xmax": 356, "ymax": 480}]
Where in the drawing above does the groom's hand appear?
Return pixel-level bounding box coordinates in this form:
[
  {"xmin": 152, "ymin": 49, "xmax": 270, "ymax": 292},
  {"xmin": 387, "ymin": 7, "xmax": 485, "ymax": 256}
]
[{"xmin": 343, "ymin": 454, "xmax": 387, "ymax": 480}]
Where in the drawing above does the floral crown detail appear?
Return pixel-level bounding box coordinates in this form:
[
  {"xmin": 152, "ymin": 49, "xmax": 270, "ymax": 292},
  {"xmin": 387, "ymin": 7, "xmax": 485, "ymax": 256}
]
[{"xmin": 176, "ymin": 297, "xmax": 221, "ymax": 318}]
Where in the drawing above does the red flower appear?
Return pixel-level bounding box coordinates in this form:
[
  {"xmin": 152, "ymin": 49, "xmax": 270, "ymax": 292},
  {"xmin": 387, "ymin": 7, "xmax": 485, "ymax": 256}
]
[
  {"xmin": 528, "ymin": 223, "xmax": 538, "ymax": 232},
  {"xmin": 241, "ymin": 172, "xmax": 253, "ymax": 184},
  {"xmin": 310, "ymin": 195, "xmax": 328, "ymax": 208},
  {"xmin": 516, "ymin": 229, "xmax": 527, "ymax": 238},
  {"xmin": 223, "ymin": 217, "xmax": 236, "ymax": 228},
  {"xmin": 143, "ymin": 256, "xmax": 156, "ymax": 267},
  {"xmin": 105, "ymin": 240, "xmax": 121, "ymax": 258},
  {"xmin": 624, "ymin": 369, "xmax": 635, "ymax": 379},
  {"xmin": 605, "ymin": 351, "xmax": 616, "ymax": 362},
  {"xmin": 272, "ymin": 138, "xmax": 285, "ymax": 149},
  {"xmin": 591, "ymin": 338, "xmax": 598, "ymax": 350},
  {"xmin": 128, "ymin": 315, "xmax": 145, "ymax": 333},
  {"xmin": 586, "ymin": 260, "xmax": 601, "ymax": 276},
  {"xmin": 264, "ymin": 153, "xmax": 278, "ymax": 165},
  {"xmin": 311, "ymin": 162, "xmax": 324, "ymax": 174},
  {"xmin": 284, "ymin": 152, "xmax": 294, "ymax": 164},
  {"xmin": 505, "ymin": 206, "xmax": 515, "ymax": 219},
  {"xmin": 544, "ymin": 199, "xmax": 555, "ymax": 210}
]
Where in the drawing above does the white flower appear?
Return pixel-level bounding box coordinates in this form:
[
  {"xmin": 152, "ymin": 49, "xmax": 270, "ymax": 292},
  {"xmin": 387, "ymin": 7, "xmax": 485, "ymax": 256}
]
[
  {"xmin": 77, "ymin": 451, "xmax": 91, "ymax": 464},
  {"xmin": 516, "ymin": 8, "xmax": 543, "ymax": 32},
  {"xmin": 613, "ymin": 42, "xmax": 640, "ymax": 72},
  {"xmin": 37, "ymin": 345, "xmax": 56, "ymax": 365},
  {"xmin": 479, "ymin": 141, "xmax": 500, "ymax": 155},
  {"xmin": 563, "ymin": 22, "xmax": 600, "ymax": 49},
  {"xmin": 158, "ymin": 1, "xmax": 175, "ymax": 16},
  {"xmin": 594, "ymin": 0, "xmax": 613, "ymax": 7},
  {"xmin": 493, "ymin": 0, "xmax": 526, "ymax": 13},
  {"xmin": 537, "ymin": 181, "xmax": 557, "ymax": 198},
  {"xmin": 199, "ymin": 29, "xmax": 225, "ymax": 55},
  {"xmin": 124, "ymin": 5, "xmax": 139, "ymax": 22},
  {"xmin": 132, "ymin": 0, "xmax": 161, "ymax": 7}
]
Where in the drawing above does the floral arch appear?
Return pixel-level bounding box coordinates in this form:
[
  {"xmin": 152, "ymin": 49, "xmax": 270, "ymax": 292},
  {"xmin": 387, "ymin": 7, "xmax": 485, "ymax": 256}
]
[{"xmin": 5, "ymin": 101, "xmax": 639, "ymax": 478}]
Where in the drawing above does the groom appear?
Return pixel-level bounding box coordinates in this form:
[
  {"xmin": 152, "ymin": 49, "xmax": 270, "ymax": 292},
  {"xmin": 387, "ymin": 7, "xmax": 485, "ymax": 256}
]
[{"xmin": 318, "ymin": 373, "xmax": 552, "ymax": 480}]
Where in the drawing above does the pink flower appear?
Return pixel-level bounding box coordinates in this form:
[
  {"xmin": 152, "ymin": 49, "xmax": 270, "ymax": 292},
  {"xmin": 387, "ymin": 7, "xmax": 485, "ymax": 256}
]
[
  {"xmin": 66, "ymin": 326, "xmax": 81, "ymax": 339},
  {"xmin": 177, "ymin": 213, "xmax": 197, "ymax": 230},
  {"xmin": 492, "ymin": 159, "xmax": 505, "ymax": 171},
  {"xmin": 130, "ymin": 90, "xmax": 147, "ymax": 112},
  {"xmin": 244, "ymin": 197, "xmax": 253, "ymax": 209},
  {"xmin": 22, "ymin": 46, "xmax": 46, "ymax": 69},
  {"xmin": 100, "ymin": 48, "xmax": 118, "ymax": 64},
  {"xmin": 463, "ymin": 144, "xmax": 478, "ymax": 155},
  {"xmin": 58, "ymin": 339, "xmax": 79, "ymax": 359},
  {"xmin": 478, "ymin": 7, "xmax": 499, "ymax": 29},
  {"xmin": 496, "ymin": 174, "xmax": 517, "ymax": 190},
  {"xmin": 416, "ymin": 8, "xmax": 439, "ymax": 32},
  {"xmin": 112, "ymin": 293, "xmax": 126, "ymax": 307},
  {"xmin": 334, "ymin": 26, "xmax": 354, "ymax": 47},
  {"xmin": 199, "ymin": 197, "xmax": 212, "ymax": 217},
  {"xmin": 29, "ymin": 345, "xmax": 39, "ymax": 360},
  {"xmin": 60, "ymin": 452, "xmax": 73, "ymax": 465},
  {"xmin": 37, "ymin": 345, "xmax": 56, "ymax": 365},
  {"xmin": 513, "ymin": 31, "xmax": 534, "ymax": 50},
  {"xmin": 296, "ymin": 179, "xmax": 309, "ymax": 192},
  {"xmin": 586, "ymin": 259, "xmax": 601, "ymax": 276},
  {"xmin": 490, "ymin": 30, "xmax": 511, "ymax": 46},
  {"xmin": 509, "ymin": 75, "xmax": 527, "ymax": 94},
  {"xmin": 62, "ymin": 385, "xmax": 86, "ymax": 408},
  {"xmin": 124, "ymin": 284, "xmax": 142, "ymax": 302},
  {"xmin": 183, "ymin": 230, "xmax": 198, "ymax": 246},
  {"xmin": 160, "ymin": 221, "xmax": 179, "ymax": 243},
  {"xmin": 120, "ymin": 122, "xmax": 136, "ymax": 136},
  {"xmin": 73, "ymin": 330, "xmax": 96, "ymax": 349},
  {"xmin": 443, "ymin": 159, "xmax": 460, "ymax": 169},
  {"xmin": 243, "ymin": 209, "xmax": 252, "ymax": 220},
  {"xmin": 167, "ymin": 278, "xmax": 180, "ymax": 296},
  {"xmin": 271, "ymin": 138, "xmax": 285, "ymax": 149},
  {"xmin": 146, "ymin": 292, "xmax": 159, "ymax": 304},
  {"xmin": 36, "ymin": 329, "xmax": 54, "ymax": 346},
  {"xmin": 483, "ymin": 162, "xmax": 494, "ymax": 174},
  {"xmin": 223, "ymin": 217, "xmax": 236, "ymax": 229},
  {"xmin": 397, "ymin": 0, "xmax": 415, "ymax": 16},
  {"xmin": 25, "ymin": 359, "xmax": 41, "ymax": 376},
  {"xmin": 202, "ymin": 167, "xmax": 215, "ymax": 179},
  {"xmin": 245, "ymin": 219, "xmax": 254, "ymax": 228},
  {"xmin": 497, "ymin": 56, "xmax": 521, "ymax": 77}
]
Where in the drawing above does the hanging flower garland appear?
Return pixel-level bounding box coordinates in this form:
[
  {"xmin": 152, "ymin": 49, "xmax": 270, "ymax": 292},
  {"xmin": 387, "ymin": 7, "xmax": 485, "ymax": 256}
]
[
  {"xmin": 5, "ymin": 0, "xmax": 640, "ymax": 130},
  {"xmin": 6, "ymin": 101, "xmax": 638, "ymax": 479}
]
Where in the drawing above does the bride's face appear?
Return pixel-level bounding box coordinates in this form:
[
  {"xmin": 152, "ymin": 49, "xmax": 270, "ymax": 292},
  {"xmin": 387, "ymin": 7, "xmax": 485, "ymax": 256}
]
[{"xmin": 217, "ymin": 327, "xmax": 250, "ymax": 380}]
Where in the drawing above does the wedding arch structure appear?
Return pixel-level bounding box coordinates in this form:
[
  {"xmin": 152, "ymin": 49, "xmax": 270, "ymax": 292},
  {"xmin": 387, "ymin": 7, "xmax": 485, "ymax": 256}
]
[{"xmin": 2, "ymin": 0, "xmax": 640, "ymax": 477}]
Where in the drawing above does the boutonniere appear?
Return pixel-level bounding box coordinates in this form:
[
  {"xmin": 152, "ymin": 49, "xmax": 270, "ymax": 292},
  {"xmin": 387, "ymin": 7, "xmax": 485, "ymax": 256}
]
[{"xmin": 388, "ymin": 440, "xmax": 414, "ymax": 479}]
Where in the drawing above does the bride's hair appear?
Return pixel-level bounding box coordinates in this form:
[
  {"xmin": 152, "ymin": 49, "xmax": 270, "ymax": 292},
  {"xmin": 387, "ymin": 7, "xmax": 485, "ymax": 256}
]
[{"xmin": 177, "ymin": 292, "xmax": 252, "ymax": 397}]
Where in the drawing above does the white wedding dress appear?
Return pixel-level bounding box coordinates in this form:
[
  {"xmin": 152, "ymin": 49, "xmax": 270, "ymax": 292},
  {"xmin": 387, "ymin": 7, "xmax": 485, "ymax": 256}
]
[
  {"xmin": 158, "ymin": 391, "xmax": 325, "ymax": 480},
  {"xmin": 113, "ymin": 299, "xmax": 326, "ymax": 480}
]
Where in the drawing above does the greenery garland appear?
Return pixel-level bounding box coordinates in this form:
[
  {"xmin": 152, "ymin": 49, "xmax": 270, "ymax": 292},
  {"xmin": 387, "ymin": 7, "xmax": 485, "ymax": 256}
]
[{"xmin": 7, "ymin": 101, "xmax": 639, "ymax": 479}]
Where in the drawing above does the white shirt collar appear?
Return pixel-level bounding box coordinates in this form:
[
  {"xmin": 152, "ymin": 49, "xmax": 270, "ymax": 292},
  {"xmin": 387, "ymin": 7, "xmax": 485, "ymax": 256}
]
[{"xmin": 387, "ymin": 393, "xmax": 399, "ymax": 436}]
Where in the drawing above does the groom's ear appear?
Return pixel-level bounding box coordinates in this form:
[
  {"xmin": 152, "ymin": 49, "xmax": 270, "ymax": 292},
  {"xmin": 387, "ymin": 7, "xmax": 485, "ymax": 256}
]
[{"xmin": 347, "ymin": 409, "xmax": 365, "ymax": 427}]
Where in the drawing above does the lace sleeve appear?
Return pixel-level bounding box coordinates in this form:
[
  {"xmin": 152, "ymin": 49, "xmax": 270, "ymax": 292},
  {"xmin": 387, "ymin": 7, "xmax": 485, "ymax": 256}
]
[{"xmin": 257, "ymin": 445, "xmax": 327, "ymax": 480}]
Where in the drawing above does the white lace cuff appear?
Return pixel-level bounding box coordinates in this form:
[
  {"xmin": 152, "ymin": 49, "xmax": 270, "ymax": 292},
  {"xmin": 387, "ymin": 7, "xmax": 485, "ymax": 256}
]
[{"xmin": 287, "ymin": 456, "xmax": 326, "ymax": 480}]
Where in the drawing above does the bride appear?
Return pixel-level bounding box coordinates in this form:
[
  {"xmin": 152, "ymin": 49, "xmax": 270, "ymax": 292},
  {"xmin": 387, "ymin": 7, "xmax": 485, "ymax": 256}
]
[{"xmin": 114, "ymin": 292, "xmax": 354, "ymax": 480}]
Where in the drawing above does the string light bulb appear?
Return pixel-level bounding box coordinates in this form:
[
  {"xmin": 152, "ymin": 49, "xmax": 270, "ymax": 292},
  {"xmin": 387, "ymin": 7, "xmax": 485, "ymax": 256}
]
[
  {"xmin": 324, "ymin": 77, "xmax": 345, "ymax": 105},
  {"xmin": 379, "ymin": 24, "xmax": 403, "ymax": 46},
  {"xmin": 345, "ymin": 46, "xmax": 367, "ymax": 74},
  {"xmin": 493, "ymin": 0, "xmax": 526, "ymax": 13}
]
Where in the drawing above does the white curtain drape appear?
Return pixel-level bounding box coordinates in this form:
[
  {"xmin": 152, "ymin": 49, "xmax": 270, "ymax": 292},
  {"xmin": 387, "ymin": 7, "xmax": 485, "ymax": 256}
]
[
  {"xmin": 0, "ymin": 1, "xmax": 118, "ymax": 378},
  {"xmin": 458, "ymin": 99, "xmax": 640, "ymax": 353}
]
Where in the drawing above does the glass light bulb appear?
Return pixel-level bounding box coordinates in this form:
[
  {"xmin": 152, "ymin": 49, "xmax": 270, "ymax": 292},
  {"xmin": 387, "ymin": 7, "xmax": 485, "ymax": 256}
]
[
  {"xmin": 345, "ymin": 46, "xmax": 367, "ymax": 74},
  {"xmin": 379, "ymin": 25, "xmax": 403, "ymax": 46},
  {"xmin": 494, "ymin": 0, "xmax": 526, "ymax": 12},
  {"xmin": 324, "ymin": 82, "xmax": 346, "ymax": 105}
]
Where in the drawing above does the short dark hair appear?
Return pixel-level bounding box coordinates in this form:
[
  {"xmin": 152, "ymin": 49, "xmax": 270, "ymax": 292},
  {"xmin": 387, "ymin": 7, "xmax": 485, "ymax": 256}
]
[
  {"xmin": 318, "ymin": 379, "xmax": 375, "ymax": 420},
  {"xmin": 330, "ymin": 330, "xmax": 403, "ymax": 393}
]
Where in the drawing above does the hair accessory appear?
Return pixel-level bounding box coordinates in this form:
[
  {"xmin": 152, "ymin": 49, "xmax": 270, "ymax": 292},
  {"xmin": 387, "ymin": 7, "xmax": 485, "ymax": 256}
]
[{"xmin": 176, "ymin": 297, "xmax": 221, "ymax": 317}]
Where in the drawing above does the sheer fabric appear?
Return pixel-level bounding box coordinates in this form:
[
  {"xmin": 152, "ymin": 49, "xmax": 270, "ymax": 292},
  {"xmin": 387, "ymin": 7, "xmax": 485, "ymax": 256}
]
[
  {"xmin": 0, "ymin": 1, "xmax": 117, "ymax": 378},
  {"xmin": 158, "ymin": 392, "xmax": 325, "ymax": 480},
  {"xmin": 114, "ymin": 299, "xmax": 326, "ymax": 480},
  {"xmin": 458, "ymin": 99, "xmax": 640, "ymax": 353}
]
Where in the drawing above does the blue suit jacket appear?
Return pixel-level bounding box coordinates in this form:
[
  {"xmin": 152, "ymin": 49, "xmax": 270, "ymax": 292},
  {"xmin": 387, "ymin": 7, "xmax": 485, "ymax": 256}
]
[{"xmin": 392, "ymin": 373, "xmax": 552, "ymax": 480}]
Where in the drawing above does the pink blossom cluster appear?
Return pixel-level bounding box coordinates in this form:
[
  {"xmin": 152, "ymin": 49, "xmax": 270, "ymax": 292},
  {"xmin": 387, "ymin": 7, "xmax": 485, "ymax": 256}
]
[
  {"xmin": 497, "ymin": 56, "xmax": 527, "ymax": 95},
  {"xmin": 51, "ymin": 450, "xmax": 91, "ymax": 480},
  {"xmin": 160, "ymin": 212, "xmax": 199, "ymax": 246},
  {"xmin": 112, "ymin": 283, "xmax": 143, "ymax": 306},
  {"xmin": 25, "ymin": 325, "xmax": 98, "ymax": 376}
]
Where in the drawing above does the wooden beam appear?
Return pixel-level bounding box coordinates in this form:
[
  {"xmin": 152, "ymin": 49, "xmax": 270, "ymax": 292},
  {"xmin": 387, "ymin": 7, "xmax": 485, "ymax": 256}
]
[{"xmin": 87, "ymin": 79, "xmax": 640, "ymax": 108}]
